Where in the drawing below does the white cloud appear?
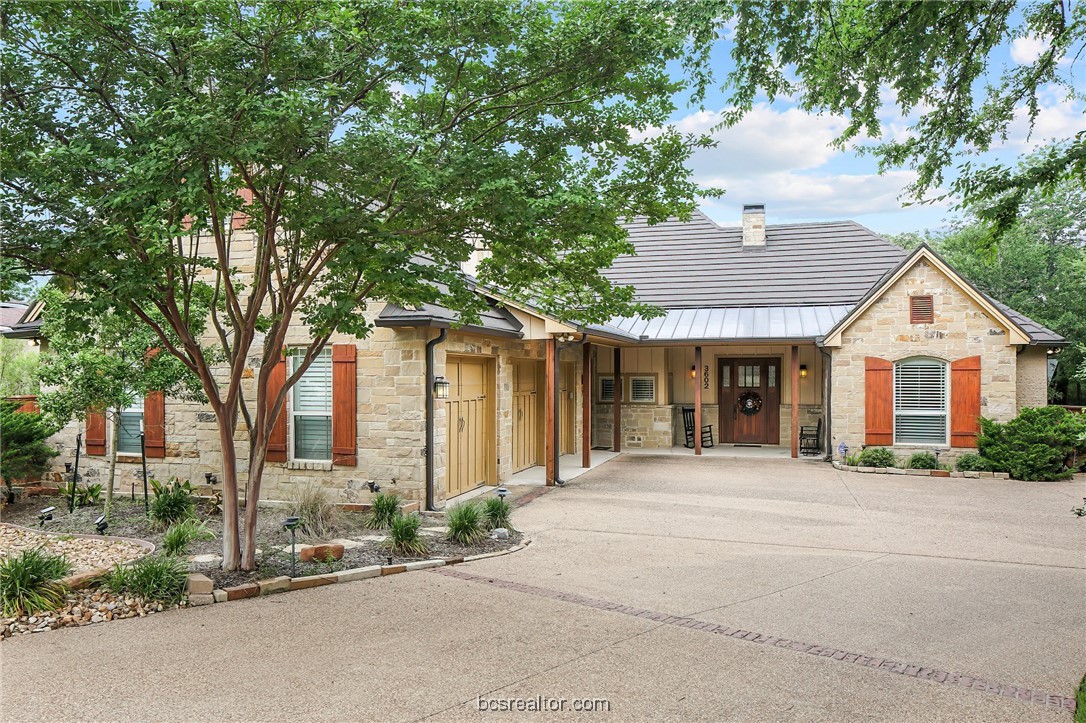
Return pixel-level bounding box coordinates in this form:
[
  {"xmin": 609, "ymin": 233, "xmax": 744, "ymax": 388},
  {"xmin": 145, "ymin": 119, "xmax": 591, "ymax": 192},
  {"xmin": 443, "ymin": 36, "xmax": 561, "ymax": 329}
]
[
  {"xmin": 995, "ymin": 93, "xmax": 1084, "ymax": 151},
  {"xmin": 1010, "ymin": 36, "xmax": 1049, "ymax": 65}
]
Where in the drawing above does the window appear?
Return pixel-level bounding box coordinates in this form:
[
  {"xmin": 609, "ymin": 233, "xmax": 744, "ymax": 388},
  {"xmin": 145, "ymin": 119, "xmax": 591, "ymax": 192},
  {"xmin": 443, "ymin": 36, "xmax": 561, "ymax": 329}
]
[
  {"xmin": 598, "ymin": 376, "xmax": 615, "ymax": 403},
  {"xmin": 116, "ymin": 401, "xmax": 144, "ymax": 455},
  {"xmin": 894, "ymin": 357, "xmax": 948, "ymax": 445},
  {"xmin": 291, "ymin": 348, "xmax": 332, "ymax": 460},
  {"xmin": 629, "ymin": 376, "xmax": 656, "ymax": 403},
  {"xmin": 910, "ymin": 295, "xmax": 934, "ymax": 324}
]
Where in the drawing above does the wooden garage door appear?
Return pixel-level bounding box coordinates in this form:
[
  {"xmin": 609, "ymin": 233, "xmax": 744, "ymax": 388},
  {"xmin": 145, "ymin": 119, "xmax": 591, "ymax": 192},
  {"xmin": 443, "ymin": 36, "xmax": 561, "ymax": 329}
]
[
  {"xmin": 512, "ymin": 361, "xmax": 539, "ymax": 473},
  {"xmin": 446, "ymin": 357, "xmax": 491, "ymax": 497}
]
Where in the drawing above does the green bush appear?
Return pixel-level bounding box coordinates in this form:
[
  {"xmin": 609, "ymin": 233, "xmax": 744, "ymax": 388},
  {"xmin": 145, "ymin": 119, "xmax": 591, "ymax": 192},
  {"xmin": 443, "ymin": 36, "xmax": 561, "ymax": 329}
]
[
  {"xmin": 482, "ymin": 496, "xmax": 513, "ymax": 532},
  {"xmin": 149, "ymin": 477, "xmax": 196, "ymax": 527},
  {"xmin": 858, "ymin": 447, "xmax": 897, "ymax": 468},
  {"xmin": 0, "ymin": 548, "xmax": 73, "ymax": 617},
  {"xmin": 162, "ymin": 519, "xmax": 215, "ymax": 556},
  {"xmin": 905, "ymin": 452, "xmax": 939, "ymax": 470},
  {"xmin": 446, "ymin": 501, "xmax": 486, "ymax": 545},
  {"xmin": 366, "ymin": 492, "xmax": 400, "ymax": 530},
  {"xmin": 978, "ymin": 407, "xmax": 1086, "ymax": 481},
  {"xmin": 289, "ymin": 484, "xmax": 339, "ymax": 538},
  {"xmin": 99, "ymin": 555, "xmax": 187, "ymax": 604},
  {"xmin": 0, "ymin": 401, "xmax": 58, "ymax": 501},
  {"xmin": 386, "ymin": 513, "xmax": 428, "ymax": 557},
  {"xmin": 955, "ymin": 453, "xmax": 991, "ymax": 472}
]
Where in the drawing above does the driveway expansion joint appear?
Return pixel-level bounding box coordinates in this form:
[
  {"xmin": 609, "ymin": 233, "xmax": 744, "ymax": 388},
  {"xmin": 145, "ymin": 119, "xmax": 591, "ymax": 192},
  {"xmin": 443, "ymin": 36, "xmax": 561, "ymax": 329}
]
[{"xmin": 432, "ymin": 567, "xmax": 1077, "ymax": 713}]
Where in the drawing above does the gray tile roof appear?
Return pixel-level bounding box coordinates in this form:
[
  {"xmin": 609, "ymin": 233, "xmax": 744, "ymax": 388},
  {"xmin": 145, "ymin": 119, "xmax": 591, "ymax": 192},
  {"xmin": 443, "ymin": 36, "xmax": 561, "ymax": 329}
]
[{"xmin": 376, "ymin": 297, "xmax": 523, "ymax": 338}]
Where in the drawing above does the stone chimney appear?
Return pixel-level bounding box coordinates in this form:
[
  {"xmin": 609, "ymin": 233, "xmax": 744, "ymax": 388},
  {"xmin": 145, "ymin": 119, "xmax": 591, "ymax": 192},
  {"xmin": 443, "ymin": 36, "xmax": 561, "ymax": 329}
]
[{"xmin": 742, "ymin": 204, "xmax": 766, "ymax": 248}]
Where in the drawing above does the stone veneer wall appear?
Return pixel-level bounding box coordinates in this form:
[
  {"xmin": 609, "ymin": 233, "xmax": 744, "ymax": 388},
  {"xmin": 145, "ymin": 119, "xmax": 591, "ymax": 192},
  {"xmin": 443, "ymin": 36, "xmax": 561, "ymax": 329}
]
[
  {"xmin": 830, "ymin": 258, "xmax": 1021, "ymax": 462},
  {"xmin": 1015, "ymin": 346, "xmax": 1049, "ymax": 411},
  {"xmin": 593, "ymin": 403, "xmax": 674, "ymax": 449}
]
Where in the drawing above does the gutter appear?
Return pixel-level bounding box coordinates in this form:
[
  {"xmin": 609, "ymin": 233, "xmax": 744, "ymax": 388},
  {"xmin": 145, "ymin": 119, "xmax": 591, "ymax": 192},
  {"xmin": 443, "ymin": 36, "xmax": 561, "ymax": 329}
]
[
  {"xmin": 424, "ymin": 328, "xmax": 448, "ymax": 511},
  {"xmin": 553, "ymin": 334, "xmax": 590, "ymax": 486}
]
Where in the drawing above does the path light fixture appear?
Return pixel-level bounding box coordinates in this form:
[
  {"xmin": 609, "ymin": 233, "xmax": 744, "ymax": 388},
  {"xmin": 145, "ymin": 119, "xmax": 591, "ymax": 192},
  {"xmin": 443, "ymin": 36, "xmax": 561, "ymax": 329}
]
[
  {"xmin": 366, "ymin": 481, "xmax": 381, "ymax": 494},
  {"xmin": 204, "ymin": 472, "xmax": 217, "ymax": 486},
  {"xmin": 94, "ymin": 515, "xmax": 108, "ymax": 535},
  {"xmin": 38, "ymin": 506, "xmax": 55, "ymax": 528},
  {"xmin": 433, "ymin": 376, "xmax": 450, "ymax": 400},
  {"xmin": 65, "ymin": 463, "xmax": 72, "ymax": 473},
  {"xmin": 282, "ymin": 516, "xmax": 302, "ymax": 577},
  {"xmin": 799, "ymin": 365, "xmax": 808, "ymax": 379},
  {"xmin": 497, "ymin": 486, "xmax": 509, "ymax": 517}
]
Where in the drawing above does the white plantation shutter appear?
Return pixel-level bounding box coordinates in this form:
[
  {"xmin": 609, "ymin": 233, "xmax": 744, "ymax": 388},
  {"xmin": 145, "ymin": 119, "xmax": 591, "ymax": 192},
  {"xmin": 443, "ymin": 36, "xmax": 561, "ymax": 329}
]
[
  {"xmin": 894, "ymin": 358, "xmax": 948, "ymax": 444},
  {"xmin": 291, "ymin": 348, "xmax": 332, "ymax": 459},
  {"xmin": 630, "ymin": 376, "xmax": 655, "ymax": 403},
  {"xmin": 599, "ymin": 376, "xmax": 615, "ymax": 402}
]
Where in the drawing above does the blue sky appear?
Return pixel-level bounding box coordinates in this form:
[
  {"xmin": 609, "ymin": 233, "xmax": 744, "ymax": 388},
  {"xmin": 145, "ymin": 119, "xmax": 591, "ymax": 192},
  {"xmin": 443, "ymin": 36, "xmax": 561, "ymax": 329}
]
[{"xmin": 668, "ymin": 26, "xmax": 1084, "ymax": 236}]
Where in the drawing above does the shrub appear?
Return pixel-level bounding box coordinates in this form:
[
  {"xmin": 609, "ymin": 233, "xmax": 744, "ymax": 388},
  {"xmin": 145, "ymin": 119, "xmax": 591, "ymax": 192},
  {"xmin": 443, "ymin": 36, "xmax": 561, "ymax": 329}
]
[
  {"xmin": 955, "ymin": 453, "xmax": 991, "ymax": 472},
  {"xmin": 386, "ymin": 513, "xmax": 428, "ymax": 557},
  {"xmin": 161, "ymin": 519, "xmax": 215, "ymax": 556},
  {"xmin": 978, "ymin": 407, "xmax": 1086, "ymax": 481},
  {"xmin": 482, "ymin": 496, "xmax": 513, "ymax": 531},
  {"xmin": 149, "ymin": 477, "xmax": 196, "ymax": 527},
  {"xmin": 857, "ymin": 447, "xmax": 897, "ymax": 468},
  {"xmin": 289, "ymin": 484, "xmax": 339, "ymax": 538},
  {"xmin": 99, "ymin": 555, "xmax": 187, "ymax": 604},
  {"xmin": 0, "ymin": 401, "xmax": 58, "ymax": 502},
  {"xmin": 60, "ymin": 482, "xmax": 103, "ymax": 508},
  {"xmin": 366, "ymin": 492, "xmax": 400, "ymax": 530},
  {"xmin": 0, "ymin": 548, "xmax": 73, "ymax": 617},
  {"xmin": 905, "ymin": 452, "xmax": 939, "ymax": 470},
  {"xmin": 446, "ymin": 501, "xmax": 486, "ymax": 545}
]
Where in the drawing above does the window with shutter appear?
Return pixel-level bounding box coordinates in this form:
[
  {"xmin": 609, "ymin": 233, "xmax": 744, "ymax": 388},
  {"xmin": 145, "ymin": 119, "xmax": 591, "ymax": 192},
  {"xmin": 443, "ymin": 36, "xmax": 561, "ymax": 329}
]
[
  {"xmin": 290, "ymin": 348, "xmax": 332, "ymax": 460},
  {"xmin": 598, "ymin": 376, "xmax": 615, "ymax": 402},
  {"xmin": 894, "ymin": 357, "xmax": 948, "ymax": 445},
  {"xmin": 629, "ymin": 376, "xmax": 656, "ymax": 403},
  {"xmin": 910, "ymin": 295, "xmax": 934, "ymax": 324},
  {"xmin": 116, "ymin": 399, "xmax": 144, "ymax": 455}
]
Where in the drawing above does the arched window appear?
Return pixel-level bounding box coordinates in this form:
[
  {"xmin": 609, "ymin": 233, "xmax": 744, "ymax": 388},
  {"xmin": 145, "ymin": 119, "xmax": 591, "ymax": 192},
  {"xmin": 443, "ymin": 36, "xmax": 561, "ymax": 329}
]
[{"xmin": 894, "ymin": 357, "xmax": 948, "ymax": 445}]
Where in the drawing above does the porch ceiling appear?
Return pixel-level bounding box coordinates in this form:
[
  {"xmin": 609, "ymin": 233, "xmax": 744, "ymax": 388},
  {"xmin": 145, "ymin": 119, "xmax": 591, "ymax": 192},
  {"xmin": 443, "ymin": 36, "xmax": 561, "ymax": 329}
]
[{"xmin": 588, "ymin": 305, "xmax": 851, "ymax": 344}]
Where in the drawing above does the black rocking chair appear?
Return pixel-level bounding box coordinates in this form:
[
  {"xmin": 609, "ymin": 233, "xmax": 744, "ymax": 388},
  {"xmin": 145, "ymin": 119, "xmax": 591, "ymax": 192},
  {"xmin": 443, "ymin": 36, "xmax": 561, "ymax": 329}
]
[
  {"xmin": 799, "ymin": 417, "xmax": 822, "ymax": 456},
  {"xmin": 682, "ymin": 407, "xmax": 714, "ymax": 449}
]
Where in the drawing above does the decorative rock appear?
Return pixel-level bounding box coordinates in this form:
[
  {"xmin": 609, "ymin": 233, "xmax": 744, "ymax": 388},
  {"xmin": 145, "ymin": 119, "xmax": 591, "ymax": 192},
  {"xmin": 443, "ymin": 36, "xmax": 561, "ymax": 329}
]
[
  {"xmin": 930, "ymin": 470, "xmax": 950, "ymax": 478},
  {"xmin": 963, "ymin": 471, "xmax": 980, "ymax": 479},
  {"xmin": 186, "ymin": 573, "xmax": 214, "ymax": 595},
  {"xmin": 334, "ymin": 565, "xmax": 381, "ymax": 583},
  {"xmin": 212, "ymin": 589, "xmax": 228, "ymax": 603},
  {"xmin": 187, "ymin": 593, "xmax": 214, "ymax": 607},
  {"xmin": 223, "ymin": 583, "xmax": 260, "ymax": 601},
  {"xmin": 299, "ymin": 543, "xmax": 345, "ymax": 563},
  {"xmin": 256, "ymin": 576, "xmax": 291, "ymax": 595},
  {"xmin": 90, "ymin": 613, "xmax": 104, "ymax": 624}
]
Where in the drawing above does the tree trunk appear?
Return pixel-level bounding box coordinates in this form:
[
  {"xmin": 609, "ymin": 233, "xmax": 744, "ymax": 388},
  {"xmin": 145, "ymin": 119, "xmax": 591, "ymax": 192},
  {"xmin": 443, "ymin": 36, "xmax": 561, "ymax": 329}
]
[
  {"xmin": 217, "ymin": 416, "xmax": 242, "ymax": 571},
  {"xmin": 105, "ymin": 407, "xmax": 119, "ymax": 518},
  {"xmin": 239, "ymin": 447, "xmax": 268, "ymax": 570}
]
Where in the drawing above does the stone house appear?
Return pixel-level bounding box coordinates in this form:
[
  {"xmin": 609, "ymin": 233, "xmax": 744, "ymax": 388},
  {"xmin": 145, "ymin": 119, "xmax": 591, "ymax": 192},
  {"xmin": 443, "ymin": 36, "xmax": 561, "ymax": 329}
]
[{"xmin": 14, "ymin": 204, "xmax": 1065, "ymax": 507}]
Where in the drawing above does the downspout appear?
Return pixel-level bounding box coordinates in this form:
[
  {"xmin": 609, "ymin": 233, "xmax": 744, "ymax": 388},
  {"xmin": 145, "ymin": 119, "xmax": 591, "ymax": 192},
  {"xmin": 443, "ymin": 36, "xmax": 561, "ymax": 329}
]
[
  {"xmin": 425, "ymin": 328, "xmax": 448, "ymax": 511},
  {"xmin": 820, "ymin": 345, "xmax": 833, "ymax": 462},
  {"xmin": 554, "ymin": 334, "xmax": 590, "ymax": 486}
]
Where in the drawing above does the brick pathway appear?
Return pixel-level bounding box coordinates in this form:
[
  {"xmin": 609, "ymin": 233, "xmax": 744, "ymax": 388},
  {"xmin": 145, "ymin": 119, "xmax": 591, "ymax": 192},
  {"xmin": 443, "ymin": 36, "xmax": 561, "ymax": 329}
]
[{"xmin": 433, "ymin": 567, "xmax": 1078, "ymax": 713}]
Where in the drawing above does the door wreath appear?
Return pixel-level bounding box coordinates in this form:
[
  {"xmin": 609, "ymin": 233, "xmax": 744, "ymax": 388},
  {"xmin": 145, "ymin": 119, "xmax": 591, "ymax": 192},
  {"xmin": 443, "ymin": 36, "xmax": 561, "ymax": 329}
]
[{"xmin": 737, "ymin": 391, "xmax": 763, "ymax": 416}]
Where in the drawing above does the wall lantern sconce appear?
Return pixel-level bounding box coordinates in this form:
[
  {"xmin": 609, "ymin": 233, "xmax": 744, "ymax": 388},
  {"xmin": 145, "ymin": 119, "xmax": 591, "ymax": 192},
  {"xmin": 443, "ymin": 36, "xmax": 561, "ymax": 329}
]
[
  {"xmin": 433, "ymin": 376, "xmax": 450, "ymax": 400},
  {"xmin": 799, "ymin": 365, "xmax": 808, "ymax": 379},
  {"xmin": 690, "ymin": 365, "xmax": 697, "ymax": 379}
]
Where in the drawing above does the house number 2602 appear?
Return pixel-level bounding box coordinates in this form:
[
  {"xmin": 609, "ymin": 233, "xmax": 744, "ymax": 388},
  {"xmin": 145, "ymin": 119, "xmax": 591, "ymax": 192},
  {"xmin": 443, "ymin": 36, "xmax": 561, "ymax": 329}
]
[{"xmin": 702, "ymin": 365, "xmax": 710, "ymax": 390}]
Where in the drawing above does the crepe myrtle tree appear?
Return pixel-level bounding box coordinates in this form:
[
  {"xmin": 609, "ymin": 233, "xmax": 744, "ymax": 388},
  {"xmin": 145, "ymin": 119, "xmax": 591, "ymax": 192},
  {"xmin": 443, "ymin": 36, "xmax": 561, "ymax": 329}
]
[
  {"xmin": 1, "ymin": 2, "xmax": 715, "ymax": 570},
  {"xmin": 36, "ymin": 286, "xmax": 207, "ymax": 519}
]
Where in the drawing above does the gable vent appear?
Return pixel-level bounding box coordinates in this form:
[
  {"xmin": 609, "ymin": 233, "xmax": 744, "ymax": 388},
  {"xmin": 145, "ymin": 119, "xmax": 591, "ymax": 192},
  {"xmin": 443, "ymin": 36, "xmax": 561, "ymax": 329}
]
[{"xmin": 910, "ymin": 295, "xmax": 934, "ymax": 324}]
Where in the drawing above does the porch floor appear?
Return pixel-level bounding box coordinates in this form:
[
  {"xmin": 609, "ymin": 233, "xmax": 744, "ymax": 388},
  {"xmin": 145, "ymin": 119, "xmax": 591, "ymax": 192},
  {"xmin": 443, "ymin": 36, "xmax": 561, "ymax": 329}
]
[
  {"xmin": 620, "ymin": 444, "xmax": 804, "ymax": 460},
  {"xmin": 508, "ymin": 450, "xmax": 621, "ymax": 487}
]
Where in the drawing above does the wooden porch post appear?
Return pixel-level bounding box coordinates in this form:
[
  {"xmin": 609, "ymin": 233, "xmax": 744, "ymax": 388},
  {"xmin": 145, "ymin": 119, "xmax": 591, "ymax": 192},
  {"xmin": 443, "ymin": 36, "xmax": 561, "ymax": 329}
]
[
  {"xmin": 582, "ymin": 342, "xmax": 592, "ymax": 469},
  {"xmin": 613, "ymin": 346, "xmax": 622, "ymax": 453},
  {"xmin": 791, "ymin": 345, "xmax": 800, "ymax": 458},
  {"xmin": 694, "ymin": 346, "xmax": 703, "ymax": 455},
  {"xmin": 545, "ymin": 337, "xmax": 557, "ymax": 485}
]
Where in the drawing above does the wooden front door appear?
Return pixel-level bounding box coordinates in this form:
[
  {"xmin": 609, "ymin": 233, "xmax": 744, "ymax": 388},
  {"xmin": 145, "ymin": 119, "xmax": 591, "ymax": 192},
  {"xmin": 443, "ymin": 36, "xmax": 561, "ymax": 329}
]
[
  {"xmin": 718, "ymin": 358, "xmax": 781, "ymax": 445},
  {"xmin": 445, "ymin": 357, "xmax": 492, "ymax": 497},
  {"xmin": 560, "ymin": 361, "xmax": 576, "ymax": 455},
  {"xmin": 512, "ymin": 360, "xmax": 540, "ymax": 473}
]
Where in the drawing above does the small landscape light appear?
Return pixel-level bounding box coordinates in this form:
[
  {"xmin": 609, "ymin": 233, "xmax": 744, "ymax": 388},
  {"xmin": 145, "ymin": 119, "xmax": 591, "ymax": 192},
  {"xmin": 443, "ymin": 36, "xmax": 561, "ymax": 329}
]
[
  {"xmin": 799, "ymin": 365, "xmax": 808, "ymax": 379},
  {"xmin": 497, "ymin": 486, "xmax": 509, "ymax": 500},
  {"xmin": 65, "ymin": 462, "xmax": 73, "ymax": 473},
  {"xmin": 283, "ymin": 516, "xmax": 302, "ymax": 577},
  {"xmin": 433, "ymin": 376, "xmax": 450, "ymax": 400},
  {"xmin": 94, "ymin": 515, "xmax": 108, "ymax": 535},
  {"xmin": 39, "ymin": 506, "xmax": 56, "ymax": 527},
  {"xmin": 367, "ymin": 481, "xmax": 381, "ymax": 493},
  {"xmin": 205, "ymin": 472, "xmax": 217, "ymax": 485}
]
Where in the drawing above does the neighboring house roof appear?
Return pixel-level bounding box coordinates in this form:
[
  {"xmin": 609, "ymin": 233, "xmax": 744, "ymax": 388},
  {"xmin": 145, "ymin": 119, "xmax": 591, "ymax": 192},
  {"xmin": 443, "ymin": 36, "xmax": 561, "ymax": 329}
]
[
  {"xmin": 0, "ymin": 301, "xmax": 43, "ymax": 340},
  {"xmin": 587, "ymin": 211, "xmax": 1065, "ymax": 347},
  {"xmin": 0, "ymin": 302, "xmax": 28, "ymax": 331}
]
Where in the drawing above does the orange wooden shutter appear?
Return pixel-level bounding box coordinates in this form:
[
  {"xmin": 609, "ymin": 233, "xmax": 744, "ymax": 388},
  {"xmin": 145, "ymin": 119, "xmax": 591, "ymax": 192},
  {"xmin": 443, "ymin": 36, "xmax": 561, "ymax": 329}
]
[
  {"xmin": 331, "ymin": 344, "xmax": 357, "ymax": 466},
  {"xmin": 232, "ymin": 186, "xmax": 254, "ymax": 229},
  {"xmin": 950, "ymin": 355, "xmax": 981, "ymax": 448},
  {"xmin": 85, "ymin": 411, "xmax": 107, "ymax": 456},
  {"xmin": 266, "ymin": 352, "xmax": 288, "ymax": 462},
  {"xmin": 143, "ymin": 391, "xmax": 166, "ymax": 458},
  {"xmin": 864, "ymin": 357, "xmax": 894, "ymax": 445}
]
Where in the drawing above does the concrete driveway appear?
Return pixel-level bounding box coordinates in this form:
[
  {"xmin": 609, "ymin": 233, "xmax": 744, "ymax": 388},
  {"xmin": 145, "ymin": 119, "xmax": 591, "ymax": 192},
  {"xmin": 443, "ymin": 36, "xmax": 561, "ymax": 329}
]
[{"xmin": 3, "ymin": 455, "xmax": 1084, "ymax": 721}]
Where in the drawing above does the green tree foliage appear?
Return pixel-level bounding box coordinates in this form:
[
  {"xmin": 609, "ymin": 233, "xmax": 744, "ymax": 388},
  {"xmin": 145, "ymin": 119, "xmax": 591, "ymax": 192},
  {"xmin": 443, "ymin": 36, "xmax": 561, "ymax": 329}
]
[
  {"xmin": 0, "ymin": 339, "xmax": 39, "ymax": 398},
  {"xmin": 688, "ymin": 1, "xmax": 1085, "ymax": 230},
  {"xmin": 978, "ymin": 406, "xmax": 1086, "ymax": 480},
  {"xmin": 886, "ymin": 177, "xmax": 1086, "ymax": 403},
  {"xmin": 0, "ymin": 400, "xmax": 58, "ymax": 499},
  {"xmin": 1, "ymin": 2, "xmax": 713, "ymax": 569}
]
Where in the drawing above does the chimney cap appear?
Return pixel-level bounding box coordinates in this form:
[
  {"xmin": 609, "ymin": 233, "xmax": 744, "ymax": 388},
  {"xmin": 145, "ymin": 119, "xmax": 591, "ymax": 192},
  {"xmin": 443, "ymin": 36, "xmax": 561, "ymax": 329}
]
[{"xmin": 743, "ymin": 204, "xmax": 765, "ymax": 214}]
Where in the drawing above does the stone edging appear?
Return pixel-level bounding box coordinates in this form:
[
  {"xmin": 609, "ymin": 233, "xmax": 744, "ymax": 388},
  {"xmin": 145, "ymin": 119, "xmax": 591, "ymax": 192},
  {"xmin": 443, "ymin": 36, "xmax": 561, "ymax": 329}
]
[
  {"xmin": 0, "ymin": 522, "xmax": 157, "ymax": 590},
  {"xmin": 184, "ymin": 538, "xmax": 532, "ymax": 606},
  {"xmin": 832, "ymin": 461, "xmax": 1010, "ymax": 479}
]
